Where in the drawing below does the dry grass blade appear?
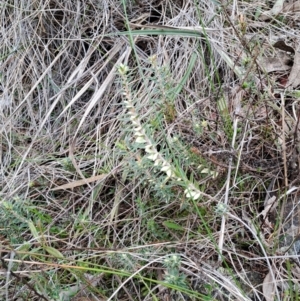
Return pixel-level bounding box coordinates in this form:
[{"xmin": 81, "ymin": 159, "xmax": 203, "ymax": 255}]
[
  {"xmin": 50, "ymin": 174, "xmax": 108, "ymax": 191},
  {"xmin": 287, "ymin": 45, "xmax": 300, "ymax": 88},
  {"xmin": 260, "ymin": 0, "xmax": 286, "ymax": 20},
  {"xmin": 262, "ymin": 270, "xmax": 276, "ymax": 301},
  {"xmin": 1, "ymin": 49, "xmax": 66, "ymax": 133},
  {"xmin": 260, "ymin": 196, "xmax": 277, "ymax": 219},
  {"xmin": 283, "ymin": 0, "xmax": 300, "ymax": 12},
  {"xmin": 58, "ymin": 42, "xmax": 125, "ymax": 119},
  {"xmin": 73, "ymin": 46, "xmax": 131, "ymax": 139}
]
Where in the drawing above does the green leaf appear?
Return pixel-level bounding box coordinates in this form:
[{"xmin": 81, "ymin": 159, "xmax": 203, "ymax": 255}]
[
  {"xmin": 163, "ymin": 221, "xmax": 184, "ymax": 231},
  {"xmin": 28, "ymin": 221, "xmax": 39, "ymax": 239},
  {"xmin": 173, "ymin": 52, "xmax": 197, "ymax": 96},
  {"xmin": 44, "ymin": 246, "xmax": 64, "ymax": 259},
  {"xmin": 115, "ymin": 28, "xmax": 203, "ymax": 38}
]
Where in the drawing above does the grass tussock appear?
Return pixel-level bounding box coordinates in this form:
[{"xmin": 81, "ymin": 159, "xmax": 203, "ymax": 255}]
[{"xmin": 1, "ymin": 0, "xmax": 300, "ymax": 300}]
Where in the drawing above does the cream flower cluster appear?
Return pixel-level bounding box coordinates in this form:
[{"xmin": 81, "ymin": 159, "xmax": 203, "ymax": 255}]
[{"xmin": 118, "ymin": 64, "xmax": 203, "ymax": 201}]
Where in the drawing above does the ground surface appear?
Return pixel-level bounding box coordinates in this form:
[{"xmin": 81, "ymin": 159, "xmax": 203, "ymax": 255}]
[{"xmin": 1, "ymin": 0, "xmax": 300, "ymax": 300}]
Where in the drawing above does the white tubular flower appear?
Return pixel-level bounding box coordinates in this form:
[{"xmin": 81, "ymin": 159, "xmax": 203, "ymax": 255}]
[
  {"xmin": 135, "ymin": 136, "xmax": 147, "ymax": 144},
  {"xmin": 118, "ymin": 64, "xmax": 129, "ymax": 75},
  {"xmin": 131, "ymin": 120, "xmax": 139, "ymax": 126},
  {"xmin": 145, "ymin": 145, "xmax": 155, "ymax": 154},
  {"xmin": 161, "ymin": 163, "xmax": 173, "ymax": 178},
  {"xmin": 134, "ymin": 131, "xmax": 144, "ymax": 137},
  {"xmin": 147, "ymin": 153, "xmax": 159, "ymax": 161},
  {"xmin": 123, "ymin": 101, "xmax": 133, "ymax": 108},
  {"xmin": 200, "ymin": 168, "xmax": 218, "ymax": 179},
  {"xmin": 192, "ymin": 191, "xmax": 201, "ymax": 200},
  {"xmin": 129, "ymin": 114, "xmax": 138, "ymax": 121},
  {"xmin": 184, "ymin": 184, "xmax": 201, "ymax": 200},
  {"xmin": 133, "ymin": 126, "xmax": 143, "ymax": 132},
  {"xmin": 184, "ymin": 189, "xmax": 200, "ymax": 200},
  {"xmin": 154, "ymin": 158, "xmax": 162, "ymax": 166}
]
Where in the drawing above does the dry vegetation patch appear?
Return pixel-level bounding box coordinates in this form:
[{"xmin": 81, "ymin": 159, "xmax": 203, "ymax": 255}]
[{"xmin": 1, "ymin": 0, "xmax": 300, "ymax": 300}]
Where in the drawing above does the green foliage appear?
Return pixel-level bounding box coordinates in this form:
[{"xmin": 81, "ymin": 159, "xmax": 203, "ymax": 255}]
[
  {"xmin": 147, "ymin": 219, "xmax": 169, "ymax": 240},
  {"xmin": 163, "ymin": 255, "xmax": 188, "ymax": 289}
]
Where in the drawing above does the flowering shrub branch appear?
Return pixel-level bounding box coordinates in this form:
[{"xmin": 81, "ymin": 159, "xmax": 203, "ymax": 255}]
[{"xmin": 118, "ymin": 63, "xmax": 212, "ymax": 201}]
